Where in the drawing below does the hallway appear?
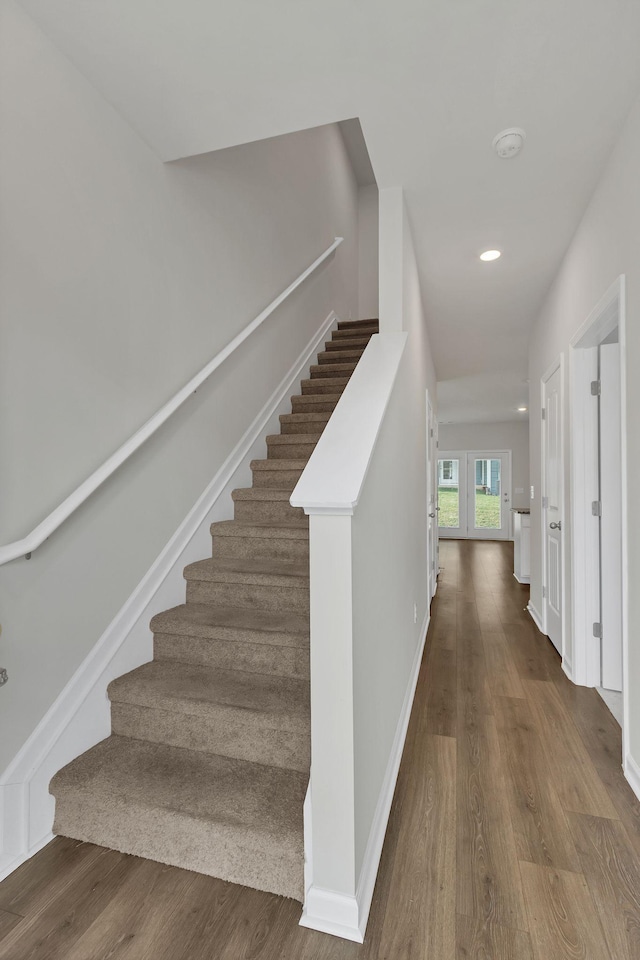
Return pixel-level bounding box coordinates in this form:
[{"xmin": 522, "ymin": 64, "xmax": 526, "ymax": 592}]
[{"xmin": 0, "ymin": 540, "xmax": 639, "ymax": 958}]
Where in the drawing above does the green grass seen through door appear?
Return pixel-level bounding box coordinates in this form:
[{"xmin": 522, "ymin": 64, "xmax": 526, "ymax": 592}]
[{"xmin": 438, "ymin": 487, "xmax": 501, "ymax": 529}]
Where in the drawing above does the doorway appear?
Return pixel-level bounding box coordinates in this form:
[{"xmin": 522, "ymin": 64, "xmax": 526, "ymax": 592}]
[
  {"xmin": 426, "ymin": 393, "xmax": 439, "ymax": 601},
  {"xmin": 437, "ymin": 450, "xmax": 511, "ymax": 540},
  {"xmin": 570, "ymin": 277, "xmax": 627, "ymax": 746},
  {"xmin": 541, "ymin": 361, "xmax": 564, "ymax": 655}
]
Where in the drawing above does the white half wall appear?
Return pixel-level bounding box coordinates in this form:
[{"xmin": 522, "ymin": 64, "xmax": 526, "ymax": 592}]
[
  {"xmin": 0, "ymin": 1, "xmax": 359, "ymax": 773},
  {"xmin": 528, "ymin": 86, "xmax": 640, "ymax": 790},
  {"xmin": 438, "ymin": 421, "xmax": 530, "ymax": 511},
  {"xmin": 296, "ymin": 187, "xmax": 438, "ymax": 941}
]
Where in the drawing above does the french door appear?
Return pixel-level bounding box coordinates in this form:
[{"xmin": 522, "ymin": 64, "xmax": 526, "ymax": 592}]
[{"xmin": 437, "ymin": 451, "xmax": 511, "ymax": 540}]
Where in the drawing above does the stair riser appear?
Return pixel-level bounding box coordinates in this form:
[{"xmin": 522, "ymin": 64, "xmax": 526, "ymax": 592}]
[
  {"xmin": 309, "ymin": 364, "xmax": 356, "ymax": 379},
  {"xmin": 52, "ymin": 798, "xmax": 304, "ymax": 900},
  {"xmin": 324, "ymin": 338, "xmax": 370, "ymax": 351},
  {"xmin": 267, "ymin": 439, "xmax": 317, "ymax": 459},
  {"xmin": 251, "ymin": 470, "xmax": 303, "ymax": 490},
  {"xmin": 279, "ymin": 420, "xmax": 328, "ymax": 435},
  {"xmin": 332, "ymin": 327, "xmax": 377, "ymax": 340},
  {"xmin": 213, "ymin": 532, "xmax": 309, "ymax": 561},
  {"xmin": 154, "ymin": 634, "xmax": 309, "ymax": 679},
  {"xmin": 301, "ymin": 379, "xmax": 348, "ymax": 395},
  {"xmin": 291, "ymin": 396, "xmax": 339, "ymax": 413},
  {"xmin": 337, "ymin": 319, "xmax": 378, "ymax": 330},
  {"xmin": 316, "ymin": 351, "xmax": 364, "ymax": 364},
  {"xmin": 234, "ymin": 499, "xmax": 306, "ymax": 523},
  {"xmin": 111, "ymin": 703, "xmax": 310, "ymax": 774},
  {"xmin": 186, "ymin": 579, "xmax": 310, "ymax": 613}
]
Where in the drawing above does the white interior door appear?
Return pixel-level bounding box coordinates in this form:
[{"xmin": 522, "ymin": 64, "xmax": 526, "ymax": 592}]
[
  {"xmin": 543, "ymin": 364, "xmax": 563, "ymax": 654},
  {"xmin": 426, "ymin": 398, "xmax": 439, "ymax": 600},
  {"xmin": 438, "ymin": 450, "xmax": 511, "ymax": 541},
  {"xmin": 599, "ymin": 340, "xmax": 622, "ymax": 691},
  {"xmin": 465, "ymin": 452, "xmax": 511, "ymax": 541}
]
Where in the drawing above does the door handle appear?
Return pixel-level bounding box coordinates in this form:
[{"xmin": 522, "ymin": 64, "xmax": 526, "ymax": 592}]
[
  {"xmin": 429, "ymin": 512, "xmax": 436, "ymax": 518},
  {"xmin": 549, "ymin": 521, "xmax": 562, "ymax": 530}
]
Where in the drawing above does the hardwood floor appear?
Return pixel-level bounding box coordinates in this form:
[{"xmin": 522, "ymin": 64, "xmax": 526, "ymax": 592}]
[{"xmin": 1, "ymin": 539, "xmax": 639, "ymax": 959}]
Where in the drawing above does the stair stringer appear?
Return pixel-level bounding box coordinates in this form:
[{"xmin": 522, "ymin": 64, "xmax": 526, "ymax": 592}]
[{"xmin": 0, "ymin": 310, "xmax": 339, "ymax": 882}]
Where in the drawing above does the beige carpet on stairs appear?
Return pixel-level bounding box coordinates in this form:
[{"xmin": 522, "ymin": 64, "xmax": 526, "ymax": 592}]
[{"xmin": 49, "ymin": 318, "xmax": 379, "ymax": 902}]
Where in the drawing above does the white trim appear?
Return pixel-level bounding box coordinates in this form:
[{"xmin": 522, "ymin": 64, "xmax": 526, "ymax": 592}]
[
  {"xmin": 562, "ymin": 658, "xmax": 574, "ymax": 683},
  {"xmin": 513, "ymin": 573, "xmax": 530, "ymax": 585},
  {"xmin": 300, "ymin": 889, "xmax": 363, "ymax": 943},
  {"xmin": 527, "ymin": 601, "xmax": 545, "ymax": 634},
  {"xmin": 300, "ymin": 606, "xmax": 429, "ymax": 941},
  {"xmin": 568, "ymin": 277, "xmax": 628, "ymax": 758},
  {"xmin": 624, "ymin": 752, "xmax": 640, "ymax": 804},
  {"xmin": 540, "ymin": 356, "xmax": 566, "ymax": 654},
  {"xmin": 0, "ymin": 239, "xmax": 343, "ymax": 565},
  {"xmin": 0, "ymin": 311, "xmax": 339, "ymax": 880}
]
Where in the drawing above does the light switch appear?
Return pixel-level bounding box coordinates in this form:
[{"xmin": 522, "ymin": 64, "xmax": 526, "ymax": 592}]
[{"xmin": 530, "ymin": 485, "xmax": 535, "ymax": 500}]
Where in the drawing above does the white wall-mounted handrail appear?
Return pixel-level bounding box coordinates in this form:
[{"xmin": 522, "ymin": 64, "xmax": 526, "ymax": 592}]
[{"xmin": 0, "ymin": 237, "xmax": 343, "ymax": 565}]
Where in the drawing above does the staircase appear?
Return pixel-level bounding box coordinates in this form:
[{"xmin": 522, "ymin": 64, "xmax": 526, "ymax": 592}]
[{"xmin": 50, "ymin": 318, "xmax": 379, "ymax": 902}]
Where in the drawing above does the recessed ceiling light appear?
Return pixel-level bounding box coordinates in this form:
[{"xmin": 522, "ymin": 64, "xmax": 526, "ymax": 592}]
[
  {"xmin": 518, "ymin": 406, "xmax": 527, "ymax": 412},
  {"xmin": 480, "ymin": 250, "xmax": 501, "ymax": 261}
]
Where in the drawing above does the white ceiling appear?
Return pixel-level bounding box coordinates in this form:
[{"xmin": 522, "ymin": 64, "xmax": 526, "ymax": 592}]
[{"xmin": 18, "ymin": 0, "xmax": 640, "ymax": 423}]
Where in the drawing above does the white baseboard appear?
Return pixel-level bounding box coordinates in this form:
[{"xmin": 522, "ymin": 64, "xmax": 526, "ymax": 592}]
[
  {"xmin": 527, "ymin": 601, "xmax": 545, "ymax": 634},
  {"xmin": 0, "ymin": 310, "xmax": 339, "ymax": 880},
  {"xmin": 624, "ymin": 752, "xmax": 640, "ymax": 803},
  {"xmin": 562, "ymin": 658, "xmax": 574, "ymax": 683},
  {"xmin": 513, "ymin": 573, "xmax": 530, "ymax": 584},
  {"xmin": 300, "ymin": 605, "xmax": 430, "ymax": 942},
  {"xmin": 300, "ymin": 888, "xmax": 363, "ymax": 943}
]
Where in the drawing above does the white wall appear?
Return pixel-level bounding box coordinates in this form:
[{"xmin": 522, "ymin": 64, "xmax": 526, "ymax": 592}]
[
  {"xmin": 528, "ymin": 87, "xmax": 640, "ymax": 780},
  {"xmin": 438, "ymin": 420, "xmax": 530, "ymax": 511},
  {"xmin": 0, "ymin": 0, "xmax": 359, "ymax": 772},
  {"xmin": 358, "ymin": 184, "xmax": 379, "ymax": 320}
]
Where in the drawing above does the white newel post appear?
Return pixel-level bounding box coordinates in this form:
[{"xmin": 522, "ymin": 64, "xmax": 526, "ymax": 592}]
[{"xmin": 299, "ymin": 512, "xmax": 361, "ymax": 939}]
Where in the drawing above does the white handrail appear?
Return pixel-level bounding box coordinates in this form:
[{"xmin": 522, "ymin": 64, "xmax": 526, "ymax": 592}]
[{"xmin": 1, "ymin": 237, "xmax": 343, "ymax": 565}]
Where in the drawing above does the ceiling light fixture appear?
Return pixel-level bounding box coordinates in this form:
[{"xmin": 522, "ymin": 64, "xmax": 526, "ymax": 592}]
[
  {"xmin": 480, "ymin": 249, "xmax": 501, "ymax": 261},
  {"xmin": 492, "ymin": 127, "xmax": 526, "ymax": 159},
  {"xmin": 518, "ymin": 406, "xmax": 527, "ymax": 412}
]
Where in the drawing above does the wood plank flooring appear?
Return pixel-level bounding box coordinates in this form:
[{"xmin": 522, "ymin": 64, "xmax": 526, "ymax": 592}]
[{"xmin": 1, "ymin": 539, "xmax": 639, "ymax": 959}]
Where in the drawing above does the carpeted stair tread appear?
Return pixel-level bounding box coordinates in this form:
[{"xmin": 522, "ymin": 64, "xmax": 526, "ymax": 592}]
[
  {"xmin": 279, "ymin": 412, "xmax": 331, "ymax": 428},
  {"xmin": 266, "ymin": 433, "xmax": 321, "ymax": 446},
  {"xmin": 50, "ymin": 737, "xmax": 305, "ymax": 899},
  {"xmin": 184, "ymin": 556, "xmax": 309, "ymax": 587},
  {"xmin": 300, "ymin": 376, "xmax": 350, "ymax": 394},
  {"xmin": 109, "ymin": 661, "xmax": 309, "ymax": 732},
  {"xmin": 332, "ymin": 325, "xmax": 378, "ymax": 339},
  {"xmin": 309, "ymin": 362, "xmax": 357, "ymax": 378},
  {"xmin": 290, "ymin": 393, "xmax": 342, "ymax": 412},
  {"xmin": 324, "ymin": 337, "xmax": 371, "ymax": 351},
  {"xmin": 150, "ymin": 602, "xmax": 309, "ymax": 646},
  {"xmin": 210, "ymin": 519, "xmax": 308, "ymax": 539},
  {"xmin": 317, "ymin": 349, "xmax": 364, "ymax": 364}
]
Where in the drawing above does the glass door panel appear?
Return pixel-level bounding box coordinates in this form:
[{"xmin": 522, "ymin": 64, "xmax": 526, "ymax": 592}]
[
  {"xmin": 473, "ymin": 458, "xmax": 502, "ymax": 530},
  {"xmin": 466, "ymin": 452, "xmax": 510, "ymax": 540},
  {"xmin": 438, "ymin": 450, "xmax": 511, "ymax": 540},
  {"xmin": 438, "ymin": 455, "xmax": 464, "ymax": 538}
]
